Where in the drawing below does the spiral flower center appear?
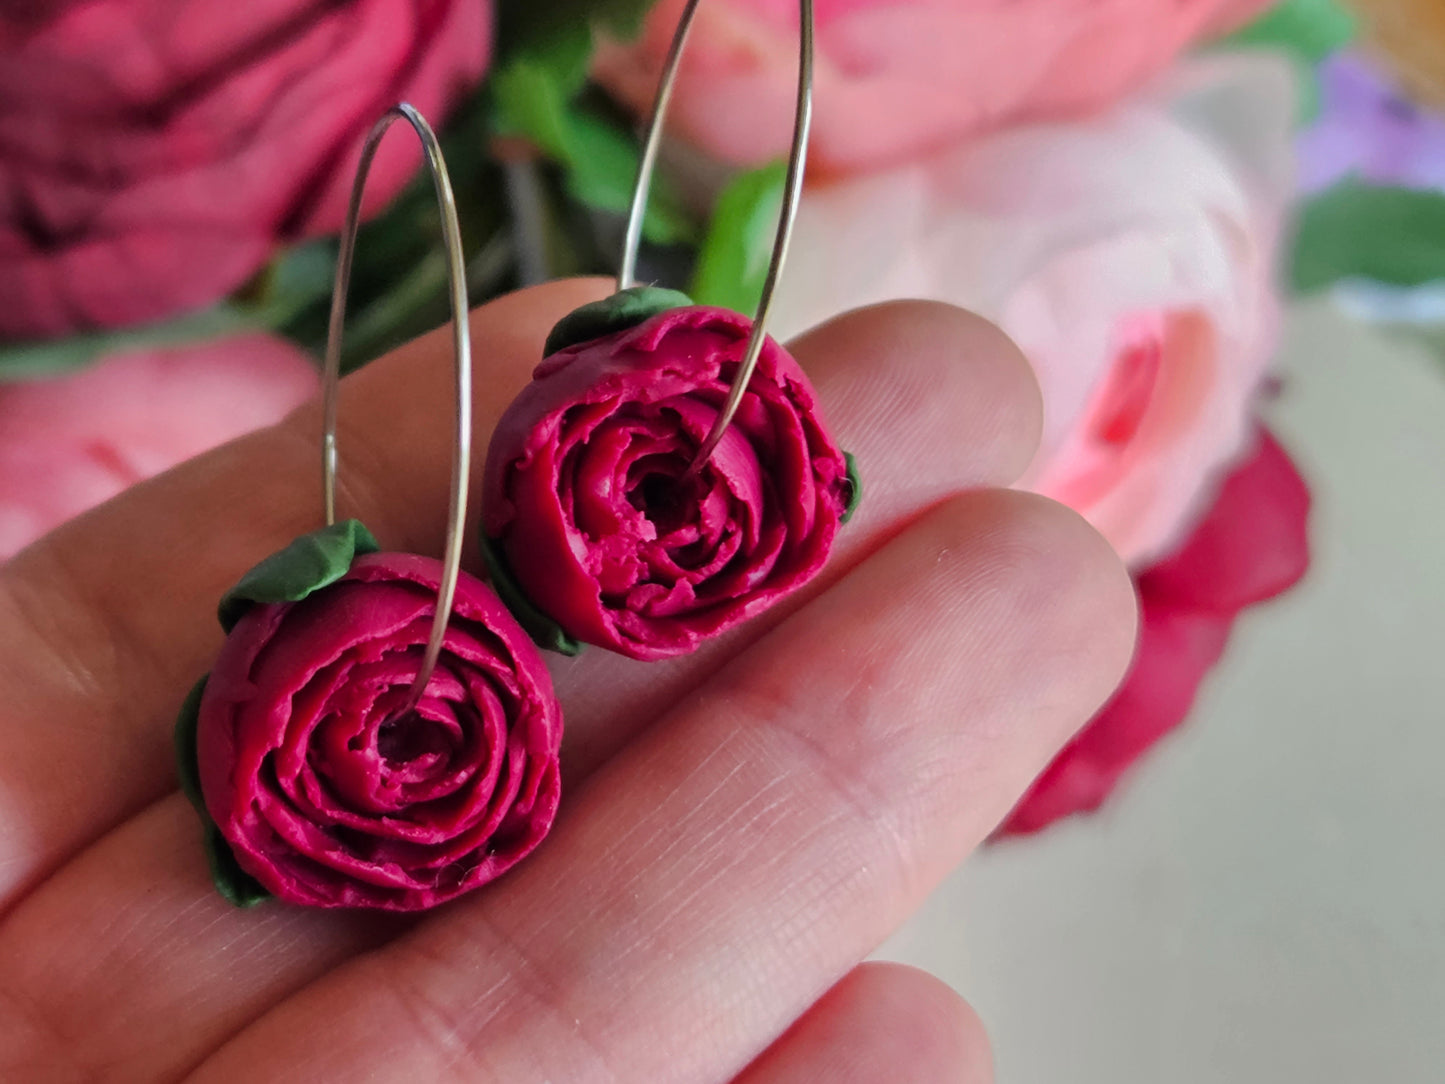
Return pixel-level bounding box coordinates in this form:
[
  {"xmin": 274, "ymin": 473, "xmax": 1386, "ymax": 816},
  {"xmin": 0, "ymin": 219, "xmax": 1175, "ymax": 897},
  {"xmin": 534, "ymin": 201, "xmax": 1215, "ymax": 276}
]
[
  {"xmin": 630, "ymin": 465, "xmax": 703, "ymax": 536},
  {"xmin": 377, "ymin": 709, "xmax": 453, "ymax": 767}
]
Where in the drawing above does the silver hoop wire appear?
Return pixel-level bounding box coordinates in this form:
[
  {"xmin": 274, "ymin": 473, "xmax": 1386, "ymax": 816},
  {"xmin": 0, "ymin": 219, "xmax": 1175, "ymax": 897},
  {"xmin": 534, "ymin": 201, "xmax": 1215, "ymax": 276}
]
[
  {"xmin": 322, "ymin": 103, "xmax": 472, "ymax": 718},
  {"xmin": 618, "ymin": 0, "xmax": 815, "ymax": 472}
]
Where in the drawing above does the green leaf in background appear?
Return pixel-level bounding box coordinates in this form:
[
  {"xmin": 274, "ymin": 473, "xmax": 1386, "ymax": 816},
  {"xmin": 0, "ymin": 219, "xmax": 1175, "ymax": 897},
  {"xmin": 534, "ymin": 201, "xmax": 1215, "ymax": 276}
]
[
  {"xmin": 491, "ymin": 0, "xmax": 695, "ymax": 247},
  {"xmin": 1293, "ymin": 181, "xmax": 1445, "ymax": 294},
  {"xmin": 1220, "ymin": 0, "xmax": 1357, "ymax": 121},
  {"xmin": 491, "ymin": 22, "xmax": 594, "ymax": 151},
  {"xmin": 218, "ymin": 519, "xmax": 381, "ymax": 632},
  {"xmin": 1225, "ymin": 0, "xmax": 1356, "ymax": 62},
  {"xmin": 496, "ymin": 0, "xmax": 655, "ymax": 63},
  {"xmin": 0, "ymin": 241, "xmax": 335, "ymax": 382},
  {"xmin": 0, "ymin": 306, "xmax": 256, "ymax": 381},
  {"xmin": 560, "ymin": 108, "xmax": 696, "ymax": 244},
  {"xmin": 689, "ymin": 162, "xmax": 787, "ymax": 315},
  {"xmin": 492, "ymin": 84, "xmax": 695, "ymax": 245}
]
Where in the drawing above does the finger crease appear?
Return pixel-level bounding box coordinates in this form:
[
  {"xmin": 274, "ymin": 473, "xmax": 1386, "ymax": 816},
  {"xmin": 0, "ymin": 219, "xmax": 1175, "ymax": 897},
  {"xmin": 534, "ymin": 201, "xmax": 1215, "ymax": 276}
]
[{"xmin": 377, "ymin": 914, "xmax": 625, "ymax": 1084}]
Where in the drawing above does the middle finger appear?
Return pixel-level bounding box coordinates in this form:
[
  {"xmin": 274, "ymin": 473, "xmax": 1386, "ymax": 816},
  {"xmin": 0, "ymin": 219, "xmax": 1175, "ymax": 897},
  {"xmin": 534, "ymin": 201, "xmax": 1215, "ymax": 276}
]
[
  {"xmin": 0, "ymin": 299, "xmax": 1038, "ymax": 1081},
  {"xmin": 191, "ymin": 489, "xmax": 1133, "ymax": 1082}
]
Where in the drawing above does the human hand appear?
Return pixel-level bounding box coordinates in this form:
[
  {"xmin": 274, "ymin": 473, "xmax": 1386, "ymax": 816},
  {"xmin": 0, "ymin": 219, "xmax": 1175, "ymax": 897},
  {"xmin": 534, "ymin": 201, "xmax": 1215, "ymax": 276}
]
[{"xmin": 0, "ymin": 280, "xmax": 1135, "ymax": 1082}]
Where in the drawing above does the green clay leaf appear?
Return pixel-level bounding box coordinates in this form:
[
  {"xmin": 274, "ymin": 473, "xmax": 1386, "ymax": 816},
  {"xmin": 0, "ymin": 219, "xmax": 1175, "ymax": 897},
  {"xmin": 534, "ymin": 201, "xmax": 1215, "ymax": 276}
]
[
  {"xmin": 690, "ymin": 162, "xmax": 787, "ymax": 315},
  {"xmin": 218, "ymin": 519, "xmax": 380, "ymax": 632},
  {"xmin": 1292, "ymin": 181, "xmax": 1445, "ymax": 294},
  {"xmin": 544, "ymin": 286, "xmax": 695, "ymax": 356},
  {"xmin": 841, "ymin": 452, "xmax": 863, "ymax": 525},
  {"xmin": 174, "ymin": 675, "xmax": 209, "ymax": 815},
  {"xmin": 205, "ymin": 824, "xmax": 271, "ymax": 908},
  {"xmin": 480, "ymin": 534, "xmax": 584, "ymax": 656},
  {"xmin": 172, "ymin": 674, "xmax": 273, "ymax": 908}
]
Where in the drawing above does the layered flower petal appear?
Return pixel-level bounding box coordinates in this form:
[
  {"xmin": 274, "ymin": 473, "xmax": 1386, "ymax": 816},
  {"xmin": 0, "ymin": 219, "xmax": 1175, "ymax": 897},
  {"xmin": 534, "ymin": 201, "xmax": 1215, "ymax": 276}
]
[
  {"xmin": 195, "ymin": 550, "xmax": 562, "ymax": 910},
  {"xmin": 482, "ymin": 303, "xmax": 854, "ymax": 660}
]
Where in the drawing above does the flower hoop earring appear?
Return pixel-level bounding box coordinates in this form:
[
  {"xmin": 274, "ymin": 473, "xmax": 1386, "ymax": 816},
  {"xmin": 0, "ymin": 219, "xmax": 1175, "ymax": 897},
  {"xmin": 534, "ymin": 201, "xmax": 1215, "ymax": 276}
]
[
  {"xmin": 175, "ymin": 104, "xmax": 563, "ymax": 912},
  {"xmin": 481, "ymin": 0, "xmax": 860, "ymax": 661}
]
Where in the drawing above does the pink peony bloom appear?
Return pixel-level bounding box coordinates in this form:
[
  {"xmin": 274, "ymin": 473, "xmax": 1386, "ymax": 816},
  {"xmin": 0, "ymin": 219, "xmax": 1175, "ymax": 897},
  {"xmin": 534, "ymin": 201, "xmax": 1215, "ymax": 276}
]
[
  {"xmin": 592, "ymin": 0, "xmax": 1270, "ymax": 174},
  {"xmin": 999, "ymin": 428, "xmax": 1311, "ymax": 835},
  {"xmin": 197, "ymin": 552, "xmax": 562, "ymax": 910},
  {"xmin": 770, "ymin": 55, "xmax": 1295, "ymax": 566},
  {"xmin": 482, "ymin": 303, "xmax": 854, "ymax": 660},
  {"xmin": 0, "ymin": 333, "xmax": 316, "ymax": 559},
  {"xmin": 0, "ymin": 0, "xmax": 490, "ymax": 338}
]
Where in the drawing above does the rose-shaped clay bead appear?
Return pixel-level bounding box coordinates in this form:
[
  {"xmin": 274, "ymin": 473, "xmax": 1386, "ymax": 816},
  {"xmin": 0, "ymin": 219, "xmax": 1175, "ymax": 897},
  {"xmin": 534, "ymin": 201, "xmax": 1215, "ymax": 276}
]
[
  {"xmin": 193, "ymin": 547, "xmax": 561, "ymax": 910},
  {"xmin": 482, "ymin": 303, "xmax": 854, "ymax": 660}
]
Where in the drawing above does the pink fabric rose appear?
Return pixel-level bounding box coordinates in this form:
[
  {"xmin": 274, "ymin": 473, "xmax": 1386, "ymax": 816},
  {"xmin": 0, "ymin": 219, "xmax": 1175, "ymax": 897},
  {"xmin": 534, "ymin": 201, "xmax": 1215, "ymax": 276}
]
[
  {"xmin": 999, "ymin": 428, "xmax": 1311, "ymax": 835},
  {"xmin": 197, "ymin": 550, "xmax": 562, "ymax": 910},
  {"xmin": 482, "ymin": 302, "xmax": 854, "ymax": 660},
  {"xmin": 0, "ymin": 0, "xmax": 490, "ymax": 338},
  {"xmin": 771, "ymin": 55, "xmax": 1295, "ymax": 566},
  {"xmin": 592, "ymin": 0, "xmax": 1270, "ymax": 173},
  {"xmin": 0, "ymin": 333, "xmax": 316, "ymax": 559}
]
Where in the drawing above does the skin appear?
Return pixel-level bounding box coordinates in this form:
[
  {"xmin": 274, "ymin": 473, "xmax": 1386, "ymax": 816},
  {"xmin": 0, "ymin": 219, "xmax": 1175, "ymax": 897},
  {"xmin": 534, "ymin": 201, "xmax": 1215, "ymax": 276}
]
[{"xmin": 0, "ymin": 280, "xmax": 1136, "ymax": 1082}]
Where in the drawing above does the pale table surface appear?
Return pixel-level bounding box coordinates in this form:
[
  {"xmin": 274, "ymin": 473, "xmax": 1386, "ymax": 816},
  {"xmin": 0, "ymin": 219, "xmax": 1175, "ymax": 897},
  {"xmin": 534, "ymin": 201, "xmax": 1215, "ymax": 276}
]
[{"xmin": 878, "ymin": 299, "xmax": 1445, "ymax": 1083}]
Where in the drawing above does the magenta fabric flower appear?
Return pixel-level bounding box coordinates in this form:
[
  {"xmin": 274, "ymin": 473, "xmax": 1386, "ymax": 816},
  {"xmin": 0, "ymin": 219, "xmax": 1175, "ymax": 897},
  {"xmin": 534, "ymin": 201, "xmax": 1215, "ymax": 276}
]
[
  {"xmin": 0, "ymin": 0, "xmax": 490, "ymax": 338},
  {"xmin": 482, "ymin": 298, "xmax": 856, "ymax": 660},
  {"xmin": 183, "ymin": 529, "xmax": 562, "ymax": 911},
  {"xmin": 999, "ymin": 428, "xmax": 1311, "ymax": 836}
]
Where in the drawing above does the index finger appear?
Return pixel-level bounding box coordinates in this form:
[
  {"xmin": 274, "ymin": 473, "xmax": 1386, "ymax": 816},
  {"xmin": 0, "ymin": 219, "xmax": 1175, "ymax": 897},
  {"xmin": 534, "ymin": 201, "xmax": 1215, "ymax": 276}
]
[{"xmin": 0, "ymin": 278, "xmax": 610, "ymax": 908}]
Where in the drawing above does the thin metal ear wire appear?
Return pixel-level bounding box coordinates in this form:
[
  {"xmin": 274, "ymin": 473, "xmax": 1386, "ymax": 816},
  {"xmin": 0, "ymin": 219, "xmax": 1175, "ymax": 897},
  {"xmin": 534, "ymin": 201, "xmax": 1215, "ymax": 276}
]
[
  {"xmin": 322, "ymin": 102, "xmax": 472, "ymax": 719},
  {"xmin": 618, "ymin": 0, "xmax": 815, "ymax": 473}
]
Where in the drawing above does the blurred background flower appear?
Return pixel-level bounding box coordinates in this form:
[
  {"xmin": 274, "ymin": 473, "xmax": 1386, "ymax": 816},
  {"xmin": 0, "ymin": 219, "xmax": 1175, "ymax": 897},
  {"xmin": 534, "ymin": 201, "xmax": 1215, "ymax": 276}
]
[
  {"xmin": 0, "ymin": 0, "xmax": 491, "ymax": 339},
  {"xmin": 592, "ymin": 0, "xmax": 1271, "ymax": 173},
  {"xmin": 0, "ymin": 334, "xmax": 315, "ymax": 558},
  {"xmin": 1300, "ymin": 51, "xmax": 1445, "ymax": 193},
  {"xmin": 751, "ymin": 49, "xmax": 1305, "ymax": 833},
  {"xmin": 1000, "ymin": 427, "xmax": 1311, "ymax": 835},
  {"xmin": 770, "ymin": 54, "xmax": 1295, "ymax": 568}
]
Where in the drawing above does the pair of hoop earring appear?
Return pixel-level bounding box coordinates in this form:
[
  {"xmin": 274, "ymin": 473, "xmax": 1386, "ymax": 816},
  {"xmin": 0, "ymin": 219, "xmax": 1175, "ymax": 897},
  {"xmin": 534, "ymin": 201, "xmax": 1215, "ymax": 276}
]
[{"xmin": 176, "ymin": 0, "xmax": 858, "ymax": 912}]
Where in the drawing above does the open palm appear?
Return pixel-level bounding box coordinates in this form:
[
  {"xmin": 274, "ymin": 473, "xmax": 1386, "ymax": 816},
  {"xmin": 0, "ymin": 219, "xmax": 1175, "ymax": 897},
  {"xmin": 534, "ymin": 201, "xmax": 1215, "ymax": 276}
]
[{"xmin": 0, "ymin": 280, "xmax": 1134, "ymax": 1082}]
